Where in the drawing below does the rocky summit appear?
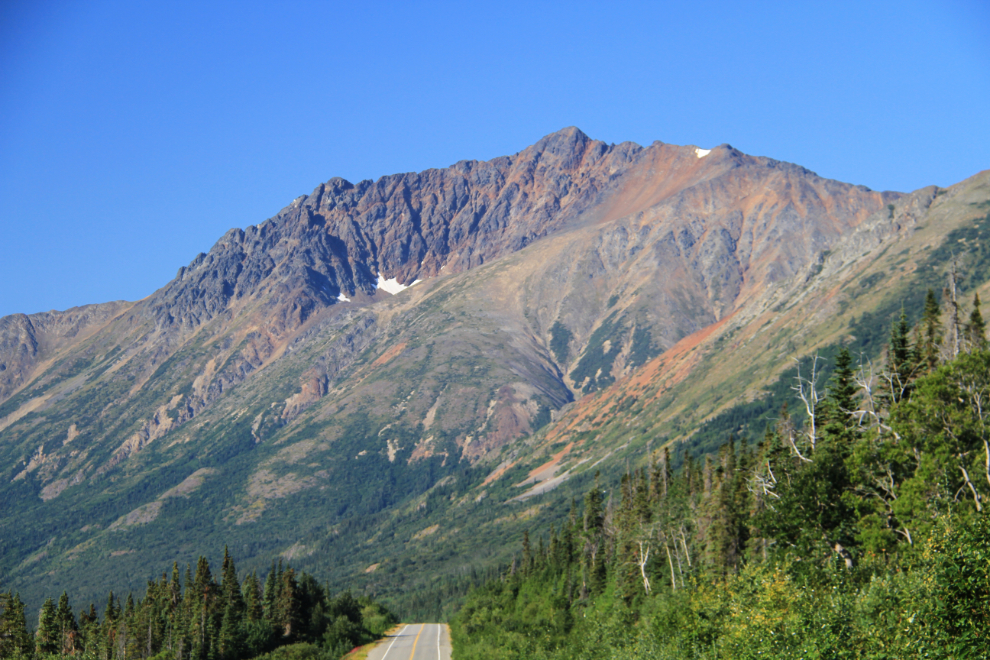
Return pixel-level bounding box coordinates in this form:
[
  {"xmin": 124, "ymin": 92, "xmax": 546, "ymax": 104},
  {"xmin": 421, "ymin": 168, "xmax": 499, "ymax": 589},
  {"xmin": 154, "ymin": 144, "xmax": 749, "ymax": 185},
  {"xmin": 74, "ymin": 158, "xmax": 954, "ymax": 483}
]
[{"xmin": 1, "ymin": 128, "xmax": 987, "ymax": 616}]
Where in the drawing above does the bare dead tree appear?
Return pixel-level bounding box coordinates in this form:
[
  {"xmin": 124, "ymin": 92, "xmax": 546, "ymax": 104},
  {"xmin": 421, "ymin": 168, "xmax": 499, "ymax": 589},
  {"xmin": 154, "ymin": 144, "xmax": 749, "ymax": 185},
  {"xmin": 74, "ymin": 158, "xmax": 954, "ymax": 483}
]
[
  {"xmin": 854, "ymin": 358, "xmax": 901, "ymax": 440},
  {"xmin": 672, "ymin": 535, "xmax": 686, "ymax": 588},
  {"xmin": 959, "ymin": 464, "xmax": 984, "ymax": 512},
  {"xmin": 678, "ymin": 525, "xmax": 692, "ymax": 568},
  {"xmin": 793, "ymin": 354, "xmax": 823, "ymax": 453},
  {"xmin": 636, "ymin": 540, "xmax": 652, "ymax": 595},
  {"xmin": 748, "ymin": 461, "xmax": 781, "ymax": 511},
  {"xmin": 664, "ymin": 542, "xmax": 677, "ymax": 591}
]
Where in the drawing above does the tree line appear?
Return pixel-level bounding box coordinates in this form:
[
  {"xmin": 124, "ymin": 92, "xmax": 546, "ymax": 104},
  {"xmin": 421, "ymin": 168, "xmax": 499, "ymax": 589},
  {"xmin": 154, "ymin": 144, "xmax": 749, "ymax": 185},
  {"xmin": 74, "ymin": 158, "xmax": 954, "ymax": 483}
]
[
  {"xmin": 0, "ymin": 548, "xmax": 396, "ymax": 660},
  {"xmin": 451, "ymin": 288, "xmax": 990, "ymax": 659}
]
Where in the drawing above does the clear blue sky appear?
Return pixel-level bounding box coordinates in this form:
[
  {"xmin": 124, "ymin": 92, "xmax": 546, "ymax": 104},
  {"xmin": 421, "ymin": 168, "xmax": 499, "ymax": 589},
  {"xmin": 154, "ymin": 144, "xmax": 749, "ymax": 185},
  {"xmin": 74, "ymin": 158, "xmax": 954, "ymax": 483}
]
[{"xmin": 1, "ymin": 0, "xmax": 987, "ymax": 318}]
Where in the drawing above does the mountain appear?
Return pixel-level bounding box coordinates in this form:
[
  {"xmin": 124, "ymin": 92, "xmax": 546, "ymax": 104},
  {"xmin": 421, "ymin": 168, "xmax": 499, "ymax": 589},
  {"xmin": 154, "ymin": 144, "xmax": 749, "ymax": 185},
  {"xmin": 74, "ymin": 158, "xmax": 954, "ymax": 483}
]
[{"xmin": 1, "ymin": 128, "xmax": 987, "ymax": 618}]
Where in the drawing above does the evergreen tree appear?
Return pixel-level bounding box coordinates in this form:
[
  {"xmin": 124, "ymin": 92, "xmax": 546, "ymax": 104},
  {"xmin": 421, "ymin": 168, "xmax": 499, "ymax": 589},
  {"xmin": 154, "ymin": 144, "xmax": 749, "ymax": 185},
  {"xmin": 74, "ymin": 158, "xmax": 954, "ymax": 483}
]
[
  {"xmin": 763, "ymin": 352, "xmax": 861, "ymax": 568},
  {"xmin": 921, "ymin": 288, "xmax": 942, "ymax": 371},
  {"xmin": 36, "ymin": 596, "xmax": 59, "ymax": 655},
  {"xmin": 819, "ymin": 347, "xmax": 859, "ymax": 443},
  {"xmin": 968, "ymin": 293, "xmax": 987, "ymax": 351},
  {"xmin": 243, "ymin": 571, "xmax": 264, "ymax": 622},
  {"xmin": 275, "ymin": 568, "xmax": 300, "ymax": 639},
  {"xmin": 0, "ymin": 591, "xmax": 32, "ymax": 659},
  {"xmin": 218, "ymin": 603, "xmax": 242, "ymax": 660},
  {"xmin": 263, "ymin": 561, "xmax": 279, "ymax": 620},
  {"xmin": 220, "ymin": 546, "xmax": 245, "ymax": 616},
  {"xmin": 583, "ymin": 475, "xmax": 605, "ymax": 534},
  {"xmin": 884, "ymin": 308, "xmax": 917, "ymax": 405},
  {"xmin": 582, "ymin": 473, "xmax": 607, "ymax": 596},
  {"xmin": 170, "ymin": 561, "xmax": 183, "ymax": 610},
  {"xmin": 54, "ymin": 590, "xmax": 78, "ymax": 655}
]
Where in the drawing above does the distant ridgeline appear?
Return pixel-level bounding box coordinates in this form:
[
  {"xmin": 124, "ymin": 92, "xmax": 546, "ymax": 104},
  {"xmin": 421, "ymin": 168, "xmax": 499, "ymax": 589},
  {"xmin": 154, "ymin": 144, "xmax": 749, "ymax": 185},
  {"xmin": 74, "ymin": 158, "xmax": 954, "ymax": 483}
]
[
  {"xmin": 0, "ymin": 548, "xmax": 396, "ymax": 660},
  {"xmin": 451, "ymin": 292, "xmax": 990, "ymax": 659}
]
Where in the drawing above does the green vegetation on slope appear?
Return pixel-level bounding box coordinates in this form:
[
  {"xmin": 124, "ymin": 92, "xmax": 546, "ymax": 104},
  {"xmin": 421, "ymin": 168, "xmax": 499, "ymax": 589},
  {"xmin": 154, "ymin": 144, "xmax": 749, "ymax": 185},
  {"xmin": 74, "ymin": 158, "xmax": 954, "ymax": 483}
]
[{"xmin": 451, "ymin": 298, "xmax": 990, "ymax": 659}]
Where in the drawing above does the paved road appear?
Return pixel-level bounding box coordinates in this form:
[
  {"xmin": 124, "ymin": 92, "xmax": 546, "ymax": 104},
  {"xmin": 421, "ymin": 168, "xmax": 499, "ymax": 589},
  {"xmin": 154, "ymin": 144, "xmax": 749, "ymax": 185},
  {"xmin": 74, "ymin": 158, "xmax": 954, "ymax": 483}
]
[{"xmin": 365, "ymin": 623, "xmax": 451, "ymax": 660}]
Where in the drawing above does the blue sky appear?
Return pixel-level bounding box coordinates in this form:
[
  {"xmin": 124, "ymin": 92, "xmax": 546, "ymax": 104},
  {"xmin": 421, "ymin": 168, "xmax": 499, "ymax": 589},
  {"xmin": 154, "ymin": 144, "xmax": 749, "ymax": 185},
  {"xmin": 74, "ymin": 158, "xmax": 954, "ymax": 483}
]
[{"xmin": 1, "ymin": 0, "xmax": 988, "ymax": 318}]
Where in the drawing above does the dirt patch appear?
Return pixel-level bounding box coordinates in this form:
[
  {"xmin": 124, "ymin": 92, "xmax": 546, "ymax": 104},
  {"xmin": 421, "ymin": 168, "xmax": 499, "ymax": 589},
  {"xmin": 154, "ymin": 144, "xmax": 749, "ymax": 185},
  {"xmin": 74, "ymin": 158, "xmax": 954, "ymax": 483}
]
[
  {"xmin": 64, "ymin": 423, "xmax": 80, "ymax": 445},
  {"xmin": 0, "ymin": 393, "xmax": 53, "ymax": 433},
  {"xmin": 282, "ymin": 372, "xmax": 328, "ymax": 420},
  {"xmin": 246, "ymin": 469, "xmax": 317, "ymax": 501},
  {"xmin": 386, "ymin": 438, "xmax": 402, "ymax": 463},
  {"xmin": 482, "ymin": 458, "xmax": 517, "ymax": 486},
  {"xmin": 412, "ymin": 524, "xmax": 440, "ymax": 540},
  {"xmin": 519, "ymin": 442, "xmax": 575, "ymax": 485},
  {"xmin": 491, "ymin": 503, "xmax": 549, "ymax": 526},
  {"xmin": 371, "ymin": 341, "xmax": 408, "ymax": 368},
  {"xmin": 160, "ymin": 468, "xmax": 216, "ymax": 498},
  {"xmin": 409, "ymin": 435, "xmax": 448, "ymax": 464},
  {"xmin": 109, "ymin": 501, "xmax": 164, "ymax": 530},
  {"xmin": 464, "ymin": 383, "xmax": 541, "ymax": 462},
  {"xmin": 281, "ymin": 542, "xmax": 314, "ymax": 560},
  {"xmin": 423, "ymin": 390, "xmax": 443, "ymax": 429},
  {"xmin": 268, "ymin": 439, "xmax": 319, "ymax": 466}
]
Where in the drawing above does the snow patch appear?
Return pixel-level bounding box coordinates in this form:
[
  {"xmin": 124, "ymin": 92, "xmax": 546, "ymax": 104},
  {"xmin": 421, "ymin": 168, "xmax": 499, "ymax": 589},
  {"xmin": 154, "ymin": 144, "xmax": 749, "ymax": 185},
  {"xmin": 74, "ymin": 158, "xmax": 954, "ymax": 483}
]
[
  {"xmin": 695, "ymin": 147, "xmax": 711, "ymax": 158},
  {"xmin": 376, "ymin": 273, "xmax": 421, "ymax": 295},
  {"xmin": 336, "ymin": 292, "xmax": 351, "ymax": 302}
]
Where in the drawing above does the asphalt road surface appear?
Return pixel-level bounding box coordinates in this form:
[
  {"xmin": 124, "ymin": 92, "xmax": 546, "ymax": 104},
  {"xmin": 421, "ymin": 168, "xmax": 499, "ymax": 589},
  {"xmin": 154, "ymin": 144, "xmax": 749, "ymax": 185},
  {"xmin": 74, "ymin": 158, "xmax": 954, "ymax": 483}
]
[{"xmin": 365, "ymin": 623, "xmax": 451, "ymax": 660}]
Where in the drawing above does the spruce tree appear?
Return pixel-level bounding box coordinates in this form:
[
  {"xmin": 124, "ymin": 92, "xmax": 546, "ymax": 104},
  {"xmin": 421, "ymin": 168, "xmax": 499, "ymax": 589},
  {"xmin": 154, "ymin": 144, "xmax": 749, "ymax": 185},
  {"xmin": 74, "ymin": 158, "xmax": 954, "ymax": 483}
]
[
  {"xmin": 583, "ymin": 475, "xmax": 605, "ymax": 533},
  {"xmin": 243, "ymin": 571, "xmax": 264, "ymax": 622},
  {"xmin": 55, "ymin": 590, "xmax": 77, "ymax": 655},
  {"xmin": 170, "ymin": 561, "xmax": 183, "ymax": 609},
  {"xmin": 582, "ymin": 474, "xmax": 607, "ymax": 596},
  {"xmin": 275, "ymin": 568, "xmax": 300, "ymax": 639},
  {"xmin": 220, "ymin": 546, "xmax": 245, "ymax": 616},
  {"xmin": 921, "ymin": 288, "xmax": 943, "ymax": 371},
  {"xmin": 218, "ymin": 603, "xmax": 242, "ymax": 660},
  {"xmin": 36, "ymin": 596, "xmax": 59, "ymax": 655},
  {"xmin": 884, "ymin": 308, "xmax": 916, "ymax": 404},
  {"xmin": 0, "ymin": 591, "xmax": 32, "ymax": 658},
  {"xmin": 968, "ymin": 293, "xmax": 987, "ymax": 351},
  {"xmin": 104, "ymin": 591, "xmax": 118, "ymax": 623},
  {"xmin": 820, "ymin": 347, "xmax": 858, "ymax": 441},
  {"xmin": 263, "ymin": 561, "xmax": 279, "ymax": 620}
]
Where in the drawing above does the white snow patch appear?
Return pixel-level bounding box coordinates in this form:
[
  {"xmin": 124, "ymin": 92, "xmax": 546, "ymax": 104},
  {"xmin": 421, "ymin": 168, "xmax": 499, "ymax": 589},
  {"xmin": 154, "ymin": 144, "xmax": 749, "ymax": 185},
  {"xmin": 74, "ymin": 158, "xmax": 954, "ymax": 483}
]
[
  {"xmin": 337, "ymin": 292, "xmax": 351, "ymax": 302},
  {"xmin": 695, "ymin": 147, "xmax": 711, "ymax": 158},
  {"xmin": 376, "ymin": 273, "xmax": 421, "ymax": 295}
]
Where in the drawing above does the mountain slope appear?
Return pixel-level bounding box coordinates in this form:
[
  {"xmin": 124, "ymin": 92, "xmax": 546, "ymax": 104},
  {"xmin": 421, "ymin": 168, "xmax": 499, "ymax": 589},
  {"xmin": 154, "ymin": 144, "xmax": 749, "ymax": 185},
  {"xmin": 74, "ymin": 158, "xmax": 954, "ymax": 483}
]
[{"xmin": 1, "ymin": 128, "xmax": 984, "ymax": 618}]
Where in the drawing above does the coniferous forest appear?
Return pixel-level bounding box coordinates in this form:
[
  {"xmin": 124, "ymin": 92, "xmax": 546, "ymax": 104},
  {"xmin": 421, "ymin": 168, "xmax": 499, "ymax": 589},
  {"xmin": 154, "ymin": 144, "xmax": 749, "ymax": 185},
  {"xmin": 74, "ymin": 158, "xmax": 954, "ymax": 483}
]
[
  {"xmin": 450, "ymin": 291, "xmax": 990, "ymax": 659},
  {"xmin": 0, "ymin": 548, "xmax": 396, "ymax": 660},
  {"xmin": 4, "ymin": 290, "xmax": 990, "ymax": 659}
]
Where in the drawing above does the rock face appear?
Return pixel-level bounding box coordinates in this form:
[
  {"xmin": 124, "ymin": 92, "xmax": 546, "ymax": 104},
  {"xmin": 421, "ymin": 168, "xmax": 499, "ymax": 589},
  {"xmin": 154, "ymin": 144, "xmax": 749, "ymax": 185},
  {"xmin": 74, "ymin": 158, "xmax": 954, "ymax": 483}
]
[
  {"xmin": 143, "ymin": 127, "xmax": 896, "ymax": 339},
  {"xmin": 5, "ymin": 126, "xmax": 966, "ymax": 615},
  {"xmin": 148, "ymin": 128, "xmax": 620, "ymax": 332},
  {"xmin": 0, "ymin": 302, "xmax": 130, "ymax": 402}
]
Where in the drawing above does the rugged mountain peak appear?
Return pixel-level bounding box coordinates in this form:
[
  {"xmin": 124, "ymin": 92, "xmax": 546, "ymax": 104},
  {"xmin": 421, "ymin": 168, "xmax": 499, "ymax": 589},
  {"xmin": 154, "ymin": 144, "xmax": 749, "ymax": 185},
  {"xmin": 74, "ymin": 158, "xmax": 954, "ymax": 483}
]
[
  {"xmin": 523, "ymin": 126, "xmax": 599, "ymax": 166},
  {"xmin": 4, "ymin": 128, "xmax": 985, "ymax": 619},
  {"xmin": 141, "ymin": 129, "xmax": 632, "ymax": 335}
]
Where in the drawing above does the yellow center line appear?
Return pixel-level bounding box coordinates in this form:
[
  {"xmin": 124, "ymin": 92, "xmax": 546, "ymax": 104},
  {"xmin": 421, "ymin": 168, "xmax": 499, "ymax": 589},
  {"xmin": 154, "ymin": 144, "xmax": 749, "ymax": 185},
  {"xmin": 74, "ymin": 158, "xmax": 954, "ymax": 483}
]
[{"xmin": 408, "ymin": 624, "xmax": 424, "ymax": 660}]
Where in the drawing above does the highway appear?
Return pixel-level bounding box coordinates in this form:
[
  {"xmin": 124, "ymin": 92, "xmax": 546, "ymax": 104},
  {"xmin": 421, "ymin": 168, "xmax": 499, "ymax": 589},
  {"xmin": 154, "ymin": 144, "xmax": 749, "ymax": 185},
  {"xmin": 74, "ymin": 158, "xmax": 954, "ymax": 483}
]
[{"xmin": 365, "ymin": 623, "xmax": 451, "ymax": 660}]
